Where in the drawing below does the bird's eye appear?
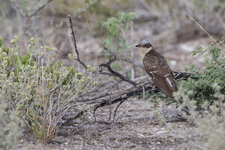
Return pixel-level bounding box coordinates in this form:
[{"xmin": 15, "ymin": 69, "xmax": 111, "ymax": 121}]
[{"xmin": 144, "ymin": 44, "xmax": 151, "ymax": 48}]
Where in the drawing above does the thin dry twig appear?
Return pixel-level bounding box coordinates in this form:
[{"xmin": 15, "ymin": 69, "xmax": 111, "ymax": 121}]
[
  {"xmin": 27, "ymin": 0, "xmax": 54, "ymax": 19},
  {"xmin": 12, "ymin": 1, "xmax": 26, "ymax": 17},
  {"xmin": 103, "ymin": 48, "xmax": 144, "ymax": 68},
  {"xmin": 185, "ymin": 11, "xmax": 216, "ymax": 42},
  {"xmin": 68, "ymin": 15, "xmax": 88, "ymax": 69},
  {"xmin": 112, "ymin": 100, "xmax": 125, "ymax": 121},
  {"xmin": 173, "ymin": 71, "xmax": 192, "ymax": 80},
  {"xmin": 12, "ymin": 0, "xmax": 54, "ymax": 19},
  {"xmin": 106, "ymin": 80, "xmax": 122, "ymax": 94},
  {"xmin": 61, "ymin": 70, "xmax": 193, "ymax": 125},
  {"xmin": 62, "ymin": 83, "xmax": 156, "ymax": 125},
  {"xmin": 99, "ymin": 58, "xmax": 137, "ymax": 86}
]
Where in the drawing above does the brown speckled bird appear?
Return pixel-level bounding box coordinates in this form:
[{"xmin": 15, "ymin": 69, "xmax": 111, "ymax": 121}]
[{"xmin": 136, "ymin": 39, "xmax": 178, "ymax": 98}]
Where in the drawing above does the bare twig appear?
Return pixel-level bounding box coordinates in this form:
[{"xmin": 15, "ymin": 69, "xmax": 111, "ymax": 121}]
[
  {"xmin": 12, "ymin": 1, "xmax": 26, "ymax": 17},
  {"xmin": 112, "ymin": 100, "xmax": 125, "ymax": 121},
  {"xmin": 106, "ymin": 80, "xmax": 122, "ymax": 94},
  {"xmin": 27, "ymin": 0, "xmax": 54, "ymax": 19},
  {"xmin": 103, "ymin": 48, "xmax": 144, "ymax": 68},
  {"xmin": 62, "ymin": 83, "xmax": 156, "ymax": 125},
  {"xmin": 185, "ymin": 11, "xmax": 223, "ymax": 49},
  {"xmin": 12, "ymin": 0, "xmax": 54, "ymax": 19},
  {"xmin": 68, "ymin": 15, "xmax": 88, "ymax": 69},
  {"xmin": 173, "ymin": 71, "xmax": 193, "ymax": 80},
  {"xmin": 99, "ymin": 57, "xmax": 192, "ymax": 86},
  {"xmin": 99, "ymin": 58, "xmax": 137, "ymax": 86},
  {"xmin": 61, "ymin": 70, "xmax": 193, "ymax": 125}
]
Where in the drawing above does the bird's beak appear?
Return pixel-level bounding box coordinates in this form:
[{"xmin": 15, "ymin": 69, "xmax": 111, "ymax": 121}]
[{"xmin": 135, "ymin": 44, "xmax": 140, "ymax": 47}]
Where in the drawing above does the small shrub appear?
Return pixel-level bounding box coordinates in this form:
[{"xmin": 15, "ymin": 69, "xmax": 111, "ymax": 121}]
[
  {"xmin": 0, "ymin": 37, "xmax": 23, "ymax": 150},
  {"xmin": 168, "ymin": 39, "xmax": 225, "ymax": 150},
  {"xmin": 0, "ymin": 96, "xmax": 23, "ymax": 150},
  {"xmin": 102, "ymin": 12, "xmax": 136, "ymax": 57},
  {"xmin": 176, "ymin": 39, "xmax": 225, "ymax": 109},
  {"xmin": 169, "ymin": 84, "xmax": 225, "ymax": 150},
  {"xmin": 102, "ymin": 12, "xmax": 136, "ymax": 72},
  {"xmin": 0, "ymin": 36, "xmax": 97, "ymax": 143}
]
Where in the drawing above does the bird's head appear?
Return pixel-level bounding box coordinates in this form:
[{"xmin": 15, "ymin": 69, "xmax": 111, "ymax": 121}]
[{"xmin": 135, "ymin": 39, "xmax": 153, "ymax": 59}]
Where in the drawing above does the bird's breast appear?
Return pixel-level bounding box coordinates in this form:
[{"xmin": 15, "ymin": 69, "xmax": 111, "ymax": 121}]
[{"xmin": 138, "ymin": 47, "xmax": 153, "ymax": 60}]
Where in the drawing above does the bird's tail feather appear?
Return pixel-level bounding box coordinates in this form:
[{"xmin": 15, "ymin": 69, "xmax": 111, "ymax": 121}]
[{"xmin": 152, "ymin": 74, "xmax": 178, "ymax": 98}]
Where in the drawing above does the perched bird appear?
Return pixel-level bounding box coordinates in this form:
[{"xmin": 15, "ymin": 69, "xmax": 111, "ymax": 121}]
[{"xmin": 136, "ymin": 39, "xmax": 178, "ymax": 98}]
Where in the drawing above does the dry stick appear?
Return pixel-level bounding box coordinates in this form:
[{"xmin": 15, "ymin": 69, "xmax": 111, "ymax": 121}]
[
  {"xmin": 112, "ymin": 100, "xmax": 125, "ymax": 122},
  {"xmin": 12, "ymin": 0, "xmax": 54, "ymax": 19},
  {"xmin": 185, "ymin": 12, "xmax": 216, "ymax": 42},
  {"xmin": 62, "ymin": 83, "xmax": 157, "ymax": 125},
  {"xmin": 62, "ymin": 70, "xmax": 193, "ymax": 125},
  {"xmin": 99, "ymin": 58, "xmax": 137, "ymax": 86},
  {"xmin": 12, "ymin": 1, "xmax": 26, "ymax": 17},
  {"xmin": 106, "ymin": 80, "xmax": 122, "ymax": 94},
  {"xmin": 98, "ymin": 72, "xmax": 194, "ymax": 120},
  {"xmin": 68, "ymin": 15, "xmax": 88, "ymax": 69},
  {"xmin": 185, "ymin": 11, "xmax": 223, "ymax": 49},
  {"xmin": 103, "ymin": 48, "xmax": 144, "ymax": 68},
  {"xmin": 27, "ymin": 0, "xmax": 54, "ymax": 19},
  {"xmin": 173, "ymin": 71, "xmax": 193, "ymax": 80},
  {"xmin": 99, "ymin": 58, "xmax": 192, "ymax": 84}
]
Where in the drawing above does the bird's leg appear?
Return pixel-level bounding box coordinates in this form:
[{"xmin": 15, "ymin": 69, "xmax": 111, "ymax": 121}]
[
  {"xmin": 151, "ymin": 83, "xmax": 157, "ymax": 91},
  {"xmin": 142, "ymin": 85, "xmax": 146, "ymax": 99},
  {"xmin": 136, "ymin": 83, "xmax": 147, "ymax": 99}
]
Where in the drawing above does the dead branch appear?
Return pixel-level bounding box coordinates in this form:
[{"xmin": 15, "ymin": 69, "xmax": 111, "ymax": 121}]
[
  {"xmin": 61, "ymin": 69, "xmax": 193, "ymax": 126},
  {"xmin": 103, "ymin": 48, "xmax": 144, "ymax": 68},
  {"xmin": 173, "ymin": 71, "xmax": 192, "ymax": 79},
  {"xmin": 12, "ymin": 0, "xmax": 54, "ymax": 19},
  {"xmin": 68, "ymin": 15, "xmax": 88, "ymax": 69},
  {"xmin": 99, "ymin": 58, "xmax": 137, "ymax": 86},
  {"xmin": 27, "ymin": 0, "xmax": 54, "ymax": 19},
  {"xmin": 99, "ymin": 58, "xmax": 192, "ymax": 86},
  {"xmin": 62, "ymin": 82, "xmax": 156, "ymax": 125},
  {"xmin": 112, "ymin": 100, "xmax": 125, "ymax": 121}
]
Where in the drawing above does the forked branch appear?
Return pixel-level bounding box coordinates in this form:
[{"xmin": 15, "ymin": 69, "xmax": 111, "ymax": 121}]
[{"xmin": 99, "ymin": 58, "xmax": 137, "ymax": 86}]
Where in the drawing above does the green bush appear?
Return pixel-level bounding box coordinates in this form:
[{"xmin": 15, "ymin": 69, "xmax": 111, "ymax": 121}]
[
  {"xmin": 176, "ymin": 39, "xmax": 225, "ymax": 109},
  {"xmin": 168, "ymin": 84, "xmax": 225, "ymax": 150},
  {"xmin": 168, "ymin": 39, "xmax": 225, "ymax": 149},
  {"xmin": 102, "ymin": 12, "xmax": 136, "ymax": 57},
  {"xmin": 0, "ymin": 36, "xmax": 23, "ymax": 150},
  {"xmin": 102, "ymin": 12, "xmax": 136, "ymax": 71},
  {"xmin": 0, "ymin": 96, "xmax": 23, "ymax": 150},
  {"xmin": 0, "ymin": 36, "xmax": 97, "ymax": 143}
]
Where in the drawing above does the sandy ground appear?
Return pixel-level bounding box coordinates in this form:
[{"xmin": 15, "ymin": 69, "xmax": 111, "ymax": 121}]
[{"xmin": 15, "ymin": 98, "xmax": 190, "ymax": 150}]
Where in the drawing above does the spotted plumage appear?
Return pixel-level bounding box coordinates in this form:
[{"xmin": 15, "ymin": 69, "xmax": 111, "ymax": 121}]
[{"xmin": 136, "ymin": 39, "xmax": 178, "ymax": 98}]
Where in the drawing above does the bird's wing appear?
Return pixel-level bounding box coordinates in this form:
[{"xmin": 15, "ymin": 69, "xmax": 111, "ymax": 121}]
[
  {"xmin": 143, "ymin": 53, "xmax": 178, "ymax": 97},
  {"xmin": 143, "ymin": 53, "xmax": 172, "ymax": 77}
]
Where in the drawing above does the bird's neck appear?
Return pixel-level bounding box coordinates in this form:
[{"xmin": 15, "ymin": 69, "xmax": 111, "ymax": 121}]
[{"xmin": 138, "ymin": 47, "xmax": 153, "ymax": 59}]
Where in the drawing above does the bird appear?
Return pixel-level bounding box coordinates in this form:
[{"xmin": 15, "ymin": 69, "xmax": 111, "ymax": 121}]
[{"xmin": 136, "ymin": 39, "xmax": 178, "ymax": 98}]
